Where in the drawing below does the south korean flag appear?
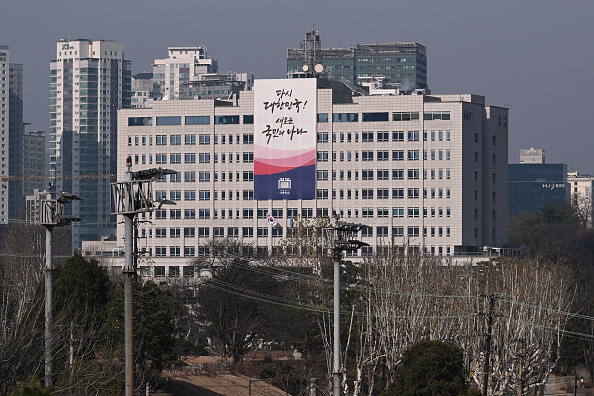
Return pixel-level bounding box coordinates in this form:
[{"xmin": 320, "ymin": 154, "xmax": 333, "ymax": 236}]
[{"xmin": 267, "ymin": 214, "xmax": 277, "ymax": 227}]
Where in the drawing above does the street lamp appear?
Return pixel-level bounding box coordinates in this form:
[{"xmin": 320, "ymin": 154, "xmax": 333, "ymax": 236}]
[
  {"xmin": 111, "ymin": 158, "xmax": 176, "ymax": 396},
  {"xmin": 332, "ymin": 218, "xmax": 368, "ymax": 396},
  {"xmin": 39, "ymin": 186, "xmax": 81, "ymax": 387}
]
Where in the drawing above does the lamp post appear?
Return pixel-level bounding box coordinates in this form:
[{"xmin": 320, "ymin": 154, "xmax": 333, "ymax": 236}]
[
  {"xmin": 111, "ymin": 158, "xmax": 176, "ymax": 396},
  {"xmin": 332, "ymin": 219, "xmax": 368, "ymax": 396},
  {"xmin": 39, "ymin": 186, "xmax": 81, "ymax": 387}
]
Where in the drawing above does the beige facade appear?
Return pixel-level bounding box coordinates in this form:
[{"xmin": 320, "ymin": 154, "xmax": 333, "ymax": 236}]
[
  {"xmin": 108, "ymin": 79, "xmax": 508, "ymax": 277},
  {"xmin": 568, "ymin": 171, "xmax": 594, "ymax": 227}
]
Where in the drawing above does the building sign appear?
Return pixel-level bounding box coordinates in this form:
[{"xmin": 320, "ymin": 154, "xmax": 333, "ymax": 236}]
[
  {"xmin": 254, "ymin": 79, "xmax": 316, "ymax": 200},
  {"xmin": 542, "ymin": 183, "xmax": 566, "ymax": 190}
]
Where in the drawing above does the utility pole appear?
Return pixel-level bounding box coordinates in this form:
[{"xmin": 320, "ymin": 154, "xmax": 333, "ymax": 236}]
[
  {"xmin": 39, "ymin": 185, "xmax": 81, "ymax": 387},
  {"xmin": 111, "ymin": 158, "xmax": 175, "ymax": 396},
  {"xmin": 483, "ymin": 295, "xmax": 495, "ymax": 396},
  {"xmin": 332, "ymin": 218, "xmax": 367, "ymax": 396},
  {"xmin": 44, "ymin": 191, "xmax": 53, "ymax": 388},
  {"xmin": 123, "ymin": 165, "xmax": 134, "ymax": 396}
]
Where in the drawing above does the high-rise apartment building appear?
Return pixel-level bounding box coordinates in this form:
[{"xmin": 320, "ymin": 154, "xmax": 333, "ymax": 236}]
[
  {"xmin": 0, "ymin": 45, "xmax": 26, "ymax": 222},
  {"xmin": 287, "ymin": 30, "xmax": 428, "ymax": 91},
  {"xmin": 8, "ymin": 61, "xmax": 23, "ymax": 219},
  {"xmin": 108, "ymin": 79, "xmax": 508, "ymax": 277},
  {"xmin": 0, "ymin": 45, "xmax": 9, "ymax": 223},
  {"xmin": 49, "ymin": 39, "xmax": 131, "ymax": 251},
  {"xmin": 23, "ymin": 131, "xmax": 45, "ymax": 197}
]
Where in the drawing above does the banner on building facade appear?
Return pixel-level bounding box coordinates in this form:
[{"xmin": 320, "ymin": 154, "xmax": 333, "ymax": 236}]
[{"xmin": 254, "ymin": 79, "xmax": 317, "ymax": 200}]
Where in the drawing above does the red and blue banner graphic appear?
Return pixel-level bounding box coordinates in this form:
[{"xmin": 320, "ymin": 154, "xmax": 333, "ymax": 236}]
[{"xmin": 254, "ymin": 79, "xmax": 317, "ymax": 200}]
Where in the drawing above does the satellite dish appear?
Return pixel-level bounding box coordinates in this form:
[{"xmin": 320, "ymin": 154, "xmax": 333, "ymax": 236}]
[
  {"xmin": 314, "ymin": 64, "xmax": 324, "ymax": 73},
  {"xmin": 302, "ymin": 64, "xmax": 309, "ymax": 72}
]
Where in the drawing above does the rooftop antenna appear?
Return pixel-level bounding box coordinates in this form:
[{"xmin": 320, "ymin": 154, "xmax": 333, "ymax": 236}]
[{"xmin": 300, "ymin": 26, "xmax": 324, "ymax": 77}]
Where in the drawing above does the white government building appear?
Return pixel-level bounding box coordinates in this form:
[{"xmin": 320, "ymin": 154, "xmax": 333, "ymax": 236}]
[{"xmin": 84, "ymin": 78, "xmax": 509, "ymax": 278}]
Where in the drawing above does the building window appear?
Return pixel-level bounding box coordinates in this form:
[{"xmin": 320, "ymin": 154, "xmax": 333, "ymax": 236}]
[
  {"xmin": 377, "ymin": 151, "xmax": 389, "ymax": 161},
  {"xmin": 393, "ymin": 227, "xmax": 404, "ymax": 237},
  {"xmin": 393, "ymin": 112, "xmax": 419, "ymax": 121},
  {"xmin": 377, "ymin": 227, "xmax": 388, "ymax": 238},
  {"xmin": 362, "ymin": 132, "xmax": 374, "ymax": 142},
  {"xmin": 424, "ymin": 111, "xmax": 450, "ymax": 121},
  {"xmin": 392, "ymin": 131, "xmax": 404, "ymax": 141},
  {"xmin": 185, "ymin": 115, "xmax": 210, "ymax": 125},
  {"xmin": 393, "ymin": 188, "xmax": 404, "ymax": 199},
  {"xmin": 408, "ymin": 188, "xmax": 420, "ymax": 199},
  {"xmin": 392, "ymin": 150, "xmax": 404, "ymax": 161},
  {"xmin": 333, "ymin": 113, "xmax": 358, "ymax": 122},
  {"xmin": 156, "ymin": 116, "xmax": 181, "ymax": 126},
  {"xmin": 170, "ymin": 246, "xmax": 181, "ymax": 257},
  {"xmin": 407, "ymin": 227, "xmax": 419, "ymax": 237},
  {"xmin": 198, "ymin": 209, "xmax": 210, "ymax": 219},
  {"xmin": 215, "ymin": 115, "xmax": 240, "ymax": 124},
  {"xmin": 362, "ymin": 151, "xmax": 374, "ymax": 161}
]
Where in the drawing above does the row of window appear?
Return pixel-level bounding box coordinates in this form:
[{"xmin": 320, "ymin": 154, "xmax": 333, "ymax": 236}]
[
  {"xmin": 317, "ymin": 168, "xmax": 451, "ymax": 181},
  {"xmin": 147, "ymin": 223, "xmax": 452, "ymax": 245},
  {"xmin": 128, "ymin": 115, "xmax": 254, "ymax": 127},
  {"xmin": 316, "ymin": 149, "xmax": 451, "ymax": 162},
  {"xmin": 318, "ymin": 111, "xmax": 451, "ymax": 123},
  {"xmin": 128, "ymin": 133, "xmax": 254, "ymax": 146},
  {"xmin": 139, "ymin": 243, "xmax": 454, "ymax": 265},
  {"xmin": 316, "ymin": 188, "xmax": 452, "ymax": 200},
  {"xmin": 361, "ymin": 225, "xmax": 451, "ymax": 238},
  {"xmin": 317, "ymin": 130, "xmax": 451, "ymax": 143},
  {"xmin": 128, "ymin": 111, "xmax": 454, "ymax": 127}
]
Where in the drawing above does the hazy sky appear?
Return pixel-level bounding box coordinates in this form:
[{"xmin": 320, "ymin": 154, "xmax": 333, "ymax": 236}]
[{"xmin": 2, "ymin": 1, "xmax": 593, "ymax": 172}]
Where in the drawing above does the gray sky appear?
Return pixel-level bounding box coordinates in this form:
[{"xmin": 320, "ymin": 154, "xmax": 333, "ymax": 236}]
[{"xmin": 2, "ymin": 0, "xmax": 593, "ymax": 173}]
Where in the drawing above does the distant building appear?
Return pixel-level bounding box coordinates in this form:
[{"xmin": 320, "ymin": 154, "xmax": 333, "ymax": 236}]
[
  {"xmin": 131, "ymin": 72, "xmax": 153, "ymax": 108},
  {"xmin": 0, "ymin": 45, "xmax": 27, "ymax": 222},
  {"xmin": 287, "ymin": 29, "xmax": 428, "ymax": 92},
  {"xmin": 22, "ymin": 131, "xmax": 45, "ymax": 198},
  {"xmin": 152, "ymin": 46, "xmax": 218, "ymax": 100},
  {"xmin": 179, "ymin": 71, "xmax": 254, "ymax": 101},
  {"xmin": 0, "ymin": 45, "xmax": 9, "ymax": 223},
  {"xmin": 567, "ymin": 171, "xmax": 594, "ymax": 227},
  {"xmin": 50, "ymin": 38, "xmax": 132, "ymax": 252},
  {"xmin": 508, "ymin": 155, "xmax": 569, "ymax": 216},
  {"xmin": 520, "ymin": 148, "xmax": 545, "ymax": 164},
  {"xmin": 151, "ymin": 46, "xmax": 253, "ymax": 103},
  {"xmin": 25, "ymin": 188, "xmax": 48, "ymax": 224}
]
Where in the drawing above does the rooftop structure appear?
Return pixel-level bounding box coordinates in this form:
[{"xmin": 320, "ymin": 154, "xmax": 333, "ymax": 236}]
[{"xmin": 288, "ymin": 30, "xmax": 428, "ymax": 92}]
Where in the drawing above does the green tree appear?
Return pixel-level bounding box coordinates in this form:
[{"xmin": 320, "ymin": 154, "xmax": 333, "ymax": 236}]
[
  {"xmin": 196, "ymin": 259, "xmax": 282, "ymax": 364},
  {"xmin": 382, "ymin": 341, "xmax": 475, "ymax": 396},
  {"xmin": 8, "ymin": 377, "xmax": 53, "ymax": 396},
  {"xmin": 99, "ymin": 280, "xmax": 180, "ymax": 377}
]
